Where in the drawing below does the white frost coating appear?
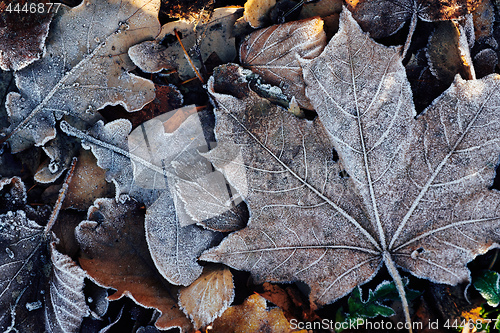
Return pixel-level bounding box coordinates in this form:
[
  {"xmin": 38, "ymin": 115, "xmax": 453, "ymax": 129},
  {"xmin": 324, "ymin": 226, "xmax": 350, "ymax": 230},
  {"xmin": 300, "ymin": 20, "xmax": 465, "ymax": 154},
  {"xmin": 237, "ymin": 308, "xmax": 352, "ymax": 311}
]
[{"xmin": 5, "ymin": 0, "xmax": 160, "ymax": 157}]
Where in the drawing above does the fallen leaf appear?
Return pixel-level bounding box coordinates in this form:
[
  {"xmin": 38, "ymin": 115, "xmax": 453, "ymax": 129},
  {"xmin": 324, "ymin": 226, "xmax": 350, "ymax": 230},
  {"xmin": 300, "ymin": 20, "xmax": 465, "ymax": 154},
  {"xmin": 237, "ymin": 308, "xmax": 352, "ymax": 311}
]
[
  {"xmin": 298, "ymin": 0, "xmax": 341, "ymax": 39},
  {"xmin": 61, "ymin": 148, "xmax": 114, "ymax": 210},
  {"xmin": 244, "ymin": 0, "xmax": 276, "ymax": 28},
  {"xmin": 427, "ymin": 21, "xmax": 474, "ymax": 83},
  {"xmin": 129, "ymin": 7, "xmax": 242, "ymax": 80},
  {"xmin": 33, "ymin": 131, "xmax": 80, "ymax": 183},
  {"xmin": 76, "ymin": 197, "xmax": 193, "ymax": 332},
  {"xmin": 0, "ymin": 177, "xmax": 88, "ymax": 333},
  {"xmin": 61, "ymin": 107, "xmax": 245, "ymax": 285},
  {"xmin": 240, "ymin": 17, "xmax": 326, "ymax": 110},
  {"xmin": 299, "ymin": 0, "xmax": 342, "ymax": 18},
  {"xmin": 0, "ymin": 0, "xmax": 53, "ymax": 71},
  {"xmin": 99, "ymin": 84, "xmax": 184, "ymax": 129},
  {"xmin": 472, "ymin": 0, "xmax": 495, "ymax": 42},
  {"xmin": 345, "ymin": 0, "xmax": 480, "ymax": 38},
  {"xmin": 211, "ymin": 293, "xmax": 303, "ymax": 333},
  {"xmin": 474, "ymin": 48, "xmax": 498, "ymax": 79},
  {"xmin": 179, "ymin": 266, "xmax": 234, "ymax": 329},
  {"xmin": 201, "ymin": 8, "xmax": 500, "ymax": 327},
  {"xmin": 4, "ymin": 0, "xmax": 160, "ymax": 168}
]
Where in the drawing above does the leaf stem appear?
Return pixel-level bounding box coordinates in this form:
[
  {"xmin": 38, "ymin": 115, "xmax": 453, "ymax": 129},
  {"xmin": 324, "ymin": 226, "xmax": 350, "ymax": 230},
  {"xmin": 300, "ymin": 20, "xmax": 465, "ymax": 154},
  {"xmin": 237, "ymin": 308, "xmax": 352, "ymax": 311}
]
[
  {"xmin": 44, "ymin": 157, "xmax": 77, "ymax": 237},
  {"xmin": 383, "ymin": 251, "xmax": 413, "ymax": 333},
  {"xmin": 402, "ymin": 12, "xmax": 417, "ymax": 60}
]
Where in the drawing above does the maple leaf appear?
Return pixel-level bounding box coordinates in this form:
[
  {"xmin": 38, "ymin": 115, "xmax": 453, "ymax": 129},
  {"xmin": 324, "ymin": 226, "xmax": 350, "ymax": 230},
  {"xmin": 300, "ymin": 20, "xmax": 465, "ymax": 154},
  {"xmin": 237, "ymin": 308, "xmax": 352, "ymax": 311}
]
[
  {"xmin": 0, "ymin": 177, "xmax": 88, "ymax": 332},
  {"xmin": 200, "ymin": 8, "xmax": 500, "ymax": 328},
  {"xmin": 240, "ymin": 17, "xmax": 327, "ymax": 110},
  {"xmin": 345, "ymin": 0, "xmax": 479, "ymax": 38},
  {"xmin": 3, "ymin": 0, "xmax": 160, "ymax": 177}
]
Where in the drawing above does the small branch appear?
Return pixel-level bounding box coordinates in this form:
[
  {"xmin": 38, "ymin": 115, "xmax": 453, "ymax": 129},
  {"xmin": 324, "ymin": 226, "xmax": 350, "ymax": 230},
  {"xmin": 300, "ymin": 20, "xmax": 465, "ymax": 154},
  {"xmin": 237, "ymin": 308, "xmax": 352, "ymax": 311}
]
[
  {"xmin": 44, "ymin": 157, "xmax": 78, "ymax": 237},
  {"xmin": 174, "ymin": 29, "xmax": 205, "ymax": 84}
]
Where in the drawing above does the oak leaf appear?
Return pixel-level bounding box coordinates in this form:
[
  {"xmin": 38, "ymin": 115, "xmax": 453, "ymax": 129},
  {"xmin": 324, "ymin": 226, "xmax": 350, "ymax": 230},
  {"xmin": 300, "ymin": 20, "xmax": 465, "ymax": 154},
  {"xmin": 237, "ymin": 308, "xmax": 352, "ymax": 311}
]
[
  {"xmin": 76, "ymin": 197, "xmax": 192, "ymax": 332},
  {"xmin": 4, "ymin": 0, "xmax": 160, "ymax": 171},
  {"xmin": 240, "ymin": 17, "xmax": 327, "ymax": 110},
  {"xmin": 201, "ymin": 8, "xmax": 500, "ymax": 326},
  {"xmin": 61, "ymin": 107, "xmax": 245, "ymax": 285}
]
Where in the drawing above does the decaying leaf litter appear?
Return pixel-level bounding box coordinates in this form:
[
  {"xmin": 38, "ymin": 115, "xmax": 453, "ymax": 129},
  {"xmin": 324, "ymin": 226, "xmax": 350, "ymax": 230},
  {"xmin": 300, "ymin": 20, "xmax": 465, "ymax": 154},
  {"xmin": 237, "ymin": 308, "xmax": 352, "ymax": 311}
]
[{"xmin": 0, "ymin": 0, "xmax": 500, "ymax": 331}]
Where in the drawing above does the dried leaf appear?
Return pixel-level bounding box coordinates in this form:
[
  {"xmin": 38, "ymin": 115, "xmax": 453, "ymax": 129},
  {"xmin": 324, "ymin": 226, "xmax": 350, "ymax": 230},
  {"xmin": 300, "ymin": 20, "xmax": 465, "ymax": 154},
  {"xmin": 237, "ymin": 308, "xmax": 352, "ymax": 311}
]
[
  {"xmin": 61, "ymin": 149, "xmax": 114, "ymax": 210},
  {"xmin": 472, "ymin": 0, "xmax": 495, "ymax": 41},
  {"xmin": 240, "ymin": 17, "xmax": 326, "ymax": 110},
  {"xmin": 299, "ymin": 0, "xmax": 342, "ymax": 18},
  {"xmin": 45, "ymin": 242, "xmax": 88, "ymax": 333},
  {"xmin": 211, "ymin": 293, "xmax": 302, "ymax": 333},
  {"xmin": 0, "ymin": 177, "xmax": 88, "ymax": 332},
  {"xmin": 427, "ymin": 21, "xmax": 474, "ymax": 83},
  {"xmin": 34, "ymin": 132, "xmax": 80, "ymax": 183},
  {"xmin": 76, "ymin": 197, "xmax": 193, "ymax": 332},
  {"xmin": 345, "ymin": 0, "xmax": 480, "ymax": 38},
  {"xmin": 61, "ymin": 107, "xmax": 244, "ymax": 285},
  {"xmin": 179, "ymin": 266, "xmax": 234, "ymax": 329},
  {"xmin": 0, "ymin": 0, "xmax": 53, "ymax": 71},
  {"xmin": 99, "ymin": 84, "xmax": 184, "ymax": 129},
  {"xmin": 474, "ymin": 48, "xmax": 498, "ymax": 79},
  {"xmin": 4, "ymin": 0, "xmax": 159, "ymax": 157},
  {"xmin": 244, "ymin": 0, "xmax": 276, "ymax": 28},
  {"xmin": 201, "ymin": 8, "xmax": 500, "ymax": 326},
  {"xmin": 129, "ymin": 7, "xmax": 242, "ymax": 79}
]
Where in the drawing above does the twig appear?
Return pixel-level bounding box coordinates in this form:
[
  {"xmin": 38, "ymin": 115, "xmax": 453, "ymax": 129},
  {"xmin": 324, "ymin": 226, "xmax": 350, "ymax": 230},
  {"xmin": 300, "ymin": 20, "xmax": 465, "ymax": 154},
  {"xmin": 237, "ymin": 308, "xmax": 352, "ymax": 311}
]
[
  {"xmin": 174, "ymin": 29, "xmax": 205, "ymax": 84},
  {"xmin": 44, "ymin": 157, "xmax": 78, "ymax": 237}
]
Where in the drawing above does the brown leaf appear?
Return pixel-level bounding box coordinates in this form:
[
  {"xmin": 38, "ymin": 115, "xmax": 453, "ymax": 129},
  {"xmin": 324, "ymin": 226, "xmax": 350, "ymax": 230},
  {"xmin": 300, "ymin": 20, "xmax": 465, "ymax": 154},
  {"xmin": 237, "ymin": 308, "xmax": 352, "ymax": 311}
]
[
  {"xmin": 99, "ymin": 84, "xmax": 184, "ymax": 130},
  {"xmin": 61, "ymin": 148, "xmax": 114, "ymax": 210},
  {"xmin": 201, "ymin": 8, "xmax": 500, "ymax": 326},
  {"xmin": 0, "ymin": 0, "xmax": 53, "ymax": 71},
  {"xmin": 179, "ymin": 266, "xmax": 234, "ymax": 329},
  {"xmin": 472, "ymin": 0, "xmax": 495, "ymax": 41},
  {"xmin": 4, "ymin": 0, "xmax": 159, "ymax": 163},
  {"xmin": 298, "ymin": 0, "xmax": 341, "ymax": 39},
  {"xmin": 474, "ymin": 48, "xmax": 498, "ymax": 79},
  {"xmin": 61, "ymin": 106, "xmax": 244, "ymax": 285},
  {"xmin": 0, "ymin": 177, "xmax": 88, "ymax": 332},
  {"xmin": 211, "ymin": 293, "xmax": 303, "ymax": 333},
  {"xmin": 129, "ymin": 7, "xmax": 242, "ymax": 80},
  {"xmin": 243, "ymin": 0, "xmax": 276, "ymax": 28},
  {"xmin": 345, "ymin": 0, "xmax": 480, "ymax": 38},
  {"xmin": 240, "ymin": 17, "xmax": 327, "ymax": 110},
  {"xmin": 76, "ymin": 197, "xmax": 193, "ymax": 332},
  {"xmin": 426, "ymin": 21, "xmax": 474, "ymax": 83}
]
